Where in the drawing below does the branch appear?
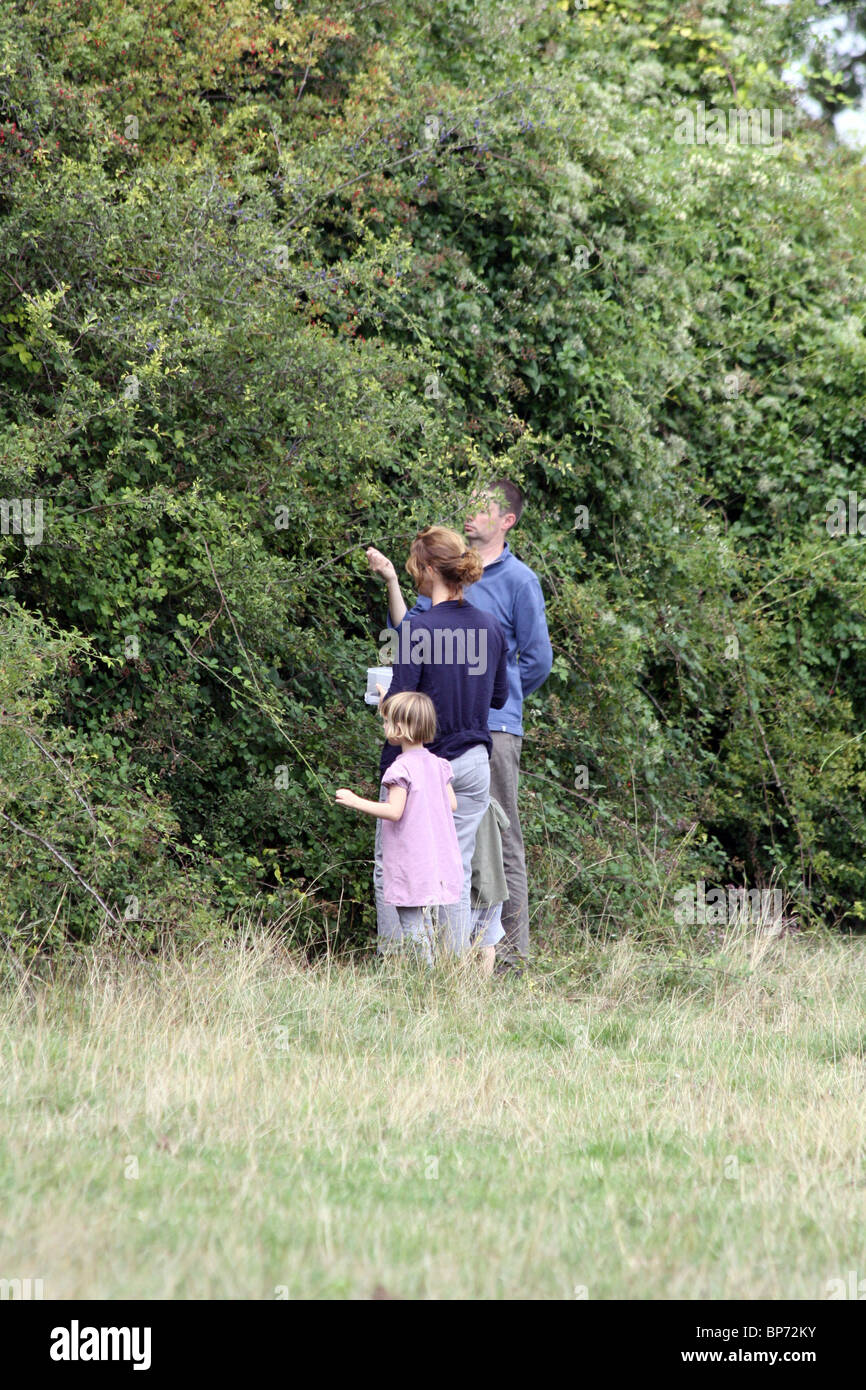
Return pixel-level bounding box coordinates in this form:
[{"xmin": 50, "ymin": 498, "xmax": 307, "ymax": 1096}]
[
  {"xmin": 0, "ymin": 807, "xmax": 120, "ymax": 923},
  {"xmin": 15, "ymin": 724, "xmax": 114, "ymax": 849},
  {"xmin": 740, "ymin": 666, "xmax": 807, "ymax": 882}
]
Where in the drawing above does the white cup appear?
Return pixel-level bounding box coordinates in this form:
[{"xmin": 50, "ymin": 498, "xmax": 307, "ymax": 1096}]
[{"xmin": 365, "ymin": 666, "xmax": 393, "ymax": 705}]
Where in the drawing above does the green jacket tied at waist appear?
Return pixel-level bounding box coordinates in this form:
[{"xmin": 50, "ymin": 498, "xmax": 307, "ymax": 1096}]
[{"xmin": 470, "ymin": 796, "xmax": 510, "ymax": 908}]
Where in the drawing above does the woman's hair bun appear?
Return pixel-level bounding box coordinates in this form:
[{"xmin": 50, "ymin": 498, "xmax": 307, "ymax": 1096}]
[
  {"xmin": 454, "ymin": 548, "xmax": 483, "ymax": 585},
  {"xmin": 407, "ymin": 525, "xmax": 482, "ymax": 592}
]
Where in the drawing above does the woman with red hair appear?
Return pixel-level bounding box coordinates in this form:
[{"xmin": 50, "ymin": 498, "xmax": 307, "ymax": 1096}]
[{"xmin": 368, "ymin": 525, "xmax": 508, "ymax": 959}]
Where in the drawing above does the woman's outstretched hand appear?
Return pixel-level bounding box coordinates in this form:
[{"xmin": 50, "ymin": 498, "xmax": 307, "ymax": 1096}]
[
  {"xmin": 335, "ymin": 788, "xmax": 359, "ymax": 809},
  {"xmin": 365, "ymin": 547, "xmax": 396, "ymax": 583}
]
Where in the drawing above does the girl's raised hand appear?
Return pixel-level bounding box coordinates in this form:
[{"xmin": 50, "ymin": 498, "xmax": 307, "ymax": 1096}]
[{"xmin": 335, "ymin": 788, "xmax": 359, "ymax": 808}]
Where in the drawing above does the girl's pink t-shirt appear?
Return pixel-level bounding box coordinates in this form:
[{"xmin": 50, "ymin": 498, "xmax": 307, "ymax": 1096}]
[{"xmin": 380, "ymin": 749, "xmax": 463, "ymax": 907}]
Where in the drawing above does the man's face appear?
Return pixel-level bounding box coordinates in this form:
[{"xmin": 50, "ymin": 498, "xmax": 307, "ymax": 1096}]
[{"xmin": 464, "ymin": 490, "xmax": 513, "ymax": 544}]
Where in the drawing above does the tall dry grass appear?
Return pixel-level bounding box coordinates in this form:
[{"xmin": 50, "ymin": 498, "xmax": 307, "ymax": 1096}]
[{"xmin": 1, "ymin": 922, "xmax": 865, "ymax": 1298}]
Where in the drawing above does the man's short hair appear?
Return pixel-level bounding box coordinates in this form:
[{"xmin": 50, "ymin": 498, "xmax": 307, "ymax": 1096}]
[{"xmin": 487, "ymin": 478, "xmax": 524, "ymax": 524}]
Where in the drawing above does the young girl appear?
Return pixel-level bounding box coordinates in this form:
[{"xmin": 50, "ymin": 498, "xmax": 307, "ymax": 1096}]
[{"xmin": 335, "ymin": 690, "xmax": 463, "ymax": 964}]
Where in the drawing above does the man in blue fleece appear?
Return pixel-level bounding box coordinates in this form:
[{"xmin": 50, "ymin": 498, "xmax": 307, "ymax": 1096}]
[{"xmin": 366, "ymin": 480, "xmax": 553, "ymax": 969}]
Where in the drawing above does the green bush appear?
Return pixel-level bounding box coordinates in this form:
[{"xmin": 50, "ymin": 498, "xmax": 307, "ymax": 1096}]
[{"xmin": 1, "ymin": 0, "xmax": 865, "ymax": 949}]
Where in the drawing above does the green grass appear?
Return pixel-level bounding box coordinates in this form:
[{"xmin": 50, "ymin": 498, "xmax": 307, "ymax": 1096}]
[{"xmin": 1, "ymin": 924, "xmax": 866, "ymax": 1299}]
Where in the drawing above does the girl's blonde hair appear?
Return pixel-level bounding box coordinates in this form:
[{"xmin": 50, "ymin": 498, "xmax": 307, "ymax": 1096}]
[
  {"xmin": 406, "ymin": 525, "xmax": 483, "ymax": 598},
  {"xmin": 381, "ymin": 690, "xmax": 437, "ymax": 746}
]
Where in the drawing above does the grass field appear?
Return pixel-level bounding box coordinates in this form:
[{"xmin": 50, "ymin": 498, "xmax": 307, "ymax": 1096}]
[{"xmin": 2, "ymin": 923, "xmax": 865, "ymax": 1300}]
